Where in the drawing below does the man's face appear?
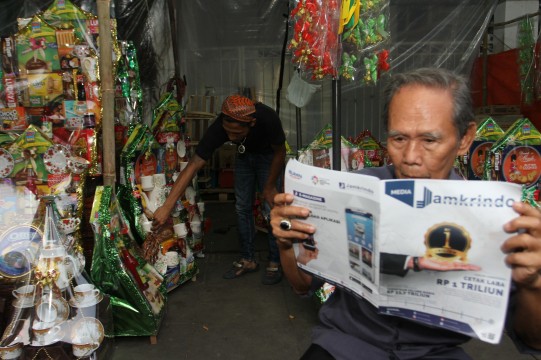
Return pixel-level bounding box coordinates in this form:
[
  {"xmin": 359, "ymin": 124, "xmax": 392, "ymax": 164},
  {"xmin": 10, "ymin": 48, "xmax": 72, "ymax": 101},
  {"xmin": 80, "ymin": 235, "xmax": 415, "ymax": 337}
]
[
  {"xmin": 222, "ymin": 117, "xmax": 254, "ymax": 142},
  {"xmin": 386, "ymin": 84, "xmax": 474, "ymax": 180}
]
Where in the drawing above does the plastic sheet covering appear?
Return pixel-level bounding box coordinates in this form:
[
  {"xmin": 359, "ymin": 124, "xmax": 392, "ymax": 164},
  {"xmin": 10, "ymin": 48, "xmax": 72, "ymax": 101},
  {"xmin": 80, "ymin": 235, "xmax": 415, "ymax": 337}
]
[
  {"xmin": 0, "ymin": 0, "xmax": 501, "ymax": 150},
  {"xmin": 0, "ymin": 196, "xmax": 114, "ymax": 359},
  {"xmin": 172, "ymin": 0, "xmax": 500, "ymax": 146},
  {"xmin": 339, "ymin": 0, "xmax": 499, "ymax": 138}
]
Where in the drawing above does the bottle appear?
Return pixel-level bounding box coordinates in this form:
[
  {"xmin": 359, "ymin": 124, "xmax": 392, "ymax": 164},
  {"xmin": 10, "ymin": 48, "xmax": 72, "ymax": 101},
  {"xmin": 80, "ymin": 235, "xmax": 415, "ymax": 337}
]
[
  {"xmin": 24, "ymin": 163, "xmax": 38, "ymax": 215},
  {"xmin": 76, "ymin": 71, "xmax": 86, "ymax": 101},
  {"xmin": 25, "ymin": 163, "xmax": 37, "ymax": 197},
  {"xmin": 83, "ymin": 113, "xmax": 95, "ymax": 128}
]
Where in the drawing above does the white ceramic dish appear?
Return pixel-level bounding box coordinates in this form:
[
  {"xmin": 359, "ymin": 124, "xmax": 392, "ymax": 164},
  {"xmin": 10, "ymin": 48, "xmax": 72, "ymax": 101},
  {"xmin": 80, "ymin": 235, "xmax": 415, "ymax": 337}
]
[
  {"xmin": 0, "ymin": 148, "xmax": 14, "ymax": 178},
  {"xmin": 68, "ymin": 292, "xmax": 104, "ymax": 308},
  {"xmin": 43, "ymin": 144, "xmax": 71, "ymax": 174}
]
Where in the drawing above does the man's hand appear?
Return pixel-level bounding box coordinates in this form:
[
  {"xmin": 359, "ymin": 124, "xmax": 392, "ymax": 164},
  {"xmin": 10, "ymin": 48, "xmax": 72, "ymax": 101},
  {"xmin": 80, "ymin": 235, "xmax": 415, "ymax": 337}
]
[
  {"xmin": 297, "ymin": 240, "xmax": 319, "ymax": 265},
  {"xmin": 271, "ymin": 192, "xmax": 315, "ymax": 295},
  {"xmin": 415, "ymin": 257, "xmax": 481, "ymax": 272},
  {"xmin": 270, "ymin": 193, "xmax": 314, "ymax": 250},
  {"xmin": 502, "ymin": 201, "xmax": 541, "ymax": 349},
  {"xmin": 151, "ymin": 205, "xmax": 171, "ymax": 231},
  {"xmin": 502, "ymin": 201, "xmax": 541, "ymax": 290}
]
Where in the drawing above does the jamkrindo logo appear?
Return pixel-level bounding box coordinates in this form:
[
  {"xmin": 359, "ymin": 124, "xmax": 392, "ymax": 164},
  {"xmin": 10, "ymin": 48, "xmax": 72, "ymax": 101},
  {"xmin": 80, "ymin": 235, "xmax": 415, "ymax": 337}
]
[
  {"xmin": 312, "ymin": 175, "xmax": 319, "ymax": 185},
  {"xmin": 385, "ymin": 181, "xmax": 515, "ymax": 209}
]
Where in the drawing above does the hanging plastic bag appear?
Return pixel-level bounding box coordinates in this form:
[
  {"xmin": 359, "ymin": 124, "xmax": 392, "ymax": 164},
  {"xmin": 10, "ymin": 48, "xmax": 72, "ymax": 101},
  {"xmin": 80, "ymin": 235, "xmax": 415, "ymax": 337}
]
[{"xmin": 286, "ymin": 71, "xmax": 321, "ymax": 108}]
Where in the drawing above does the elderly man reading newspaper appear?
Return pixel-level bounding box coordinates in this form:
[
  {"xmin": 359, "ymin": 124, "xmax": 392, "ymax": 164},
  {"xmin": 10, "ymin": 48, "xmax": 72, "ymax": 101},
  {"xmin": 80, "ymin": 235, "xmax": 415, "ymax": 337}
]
[{"xmin": 270, "ymin": 68, "xmax": 541, "ymax": 360}]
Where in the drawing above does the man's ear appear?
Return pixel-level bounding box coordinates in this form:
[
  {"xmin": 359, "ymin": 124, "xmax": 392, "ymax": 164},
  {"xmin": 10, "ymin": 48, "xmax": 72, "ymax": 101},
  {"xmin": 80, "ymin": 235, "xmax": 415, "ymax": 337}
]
[
  {"xmin": 249, "ymin": 119, "xmax": 256, "ymax": 127},
  {"xmin": 457, "ymin": 121, "xmax": 477, "ymax": 156}
]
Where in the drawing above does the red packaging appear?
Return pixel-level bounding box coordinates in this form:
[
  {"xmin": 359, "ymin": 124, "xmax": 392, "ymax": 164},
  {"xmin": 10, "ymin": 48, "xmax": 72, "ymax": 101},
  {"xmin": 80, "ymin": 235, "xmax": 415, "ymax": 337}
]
[
  {"xmin": 3, "ymin": 76, "xmax": 18, "ymax": 108},
  {"xmin": 0, "ymin": 107, "xmax": 27, "ymax": 131}
]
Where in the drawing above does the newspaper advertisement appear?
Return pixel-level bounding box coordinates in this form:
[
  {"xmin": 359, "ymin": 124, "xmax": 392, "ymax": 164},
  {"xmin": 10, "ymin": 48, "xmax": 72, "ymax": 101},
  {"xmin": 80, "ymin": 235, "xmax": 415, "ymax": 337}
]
[{"xmin": 284, "ymin": 160, "xmax": 522, "ymax": 344}]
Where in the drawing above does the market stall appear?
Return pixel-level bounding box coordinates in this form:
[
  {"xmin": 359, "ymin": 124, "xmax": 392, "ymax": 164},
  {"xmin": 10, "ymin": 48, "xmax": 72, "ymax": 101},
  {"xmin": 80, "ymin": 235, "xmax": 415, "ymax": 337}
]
[{"xmin": 0, "ymin": 0, "xmax": 205, "ymax": 354}]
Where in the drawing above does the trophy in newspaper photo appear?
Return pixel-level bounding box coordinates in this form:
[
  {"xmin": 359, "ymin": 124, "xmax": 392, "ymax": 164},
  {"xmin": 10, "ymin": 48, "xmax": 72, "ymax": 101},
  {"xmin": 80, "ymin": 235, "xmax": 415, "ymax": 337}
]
[{"xmin": 424, "ymin": 222, "xmax": 471, "ymax": 262}]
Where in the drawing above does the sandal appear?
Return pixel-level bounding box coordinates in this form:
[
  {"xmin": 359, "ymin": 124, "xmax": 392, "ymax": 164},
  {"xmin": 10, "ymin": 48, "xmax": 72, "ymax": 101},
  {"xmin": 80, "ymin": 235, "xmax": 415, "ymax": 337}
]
[
  {"xmin": 262, "ymin": 264, "xmax": 282, "ymax": 285},
  {"xmin": 223, "ymin": 260, "xmax": 259, "ymax": 279}
]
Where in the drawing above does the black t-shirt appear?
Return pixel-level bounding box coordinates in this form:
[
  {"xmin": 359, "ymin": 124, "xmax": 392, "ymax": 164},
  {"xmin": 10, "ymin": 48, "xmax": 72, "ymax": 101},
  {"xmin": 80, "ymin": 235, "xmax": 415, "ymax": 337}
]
[{"xmin": 195, "ymin": 102, "xmax": 286, "ymax": 161}]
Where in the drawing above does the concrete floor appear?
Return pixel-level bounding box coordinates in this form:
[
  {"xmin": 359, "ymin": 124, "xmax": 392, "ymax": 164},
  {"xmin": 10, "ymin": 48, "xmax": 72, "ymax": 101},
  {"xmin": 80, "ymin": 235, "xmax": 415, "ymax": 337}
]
[{"xmin": 113, "ymin": 202, "xmax": 540, "ymax": 360}]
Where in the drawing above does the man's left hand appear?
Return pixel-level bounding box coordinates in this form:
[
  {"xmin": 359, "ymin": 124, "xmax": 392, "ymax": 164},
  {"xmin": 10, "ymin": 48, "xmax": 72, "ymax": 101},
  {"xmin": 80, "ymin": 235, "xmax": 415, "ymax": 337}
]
[{"xmin": 502, "ymin": 201, "xmax": 541, "ymax": 290}]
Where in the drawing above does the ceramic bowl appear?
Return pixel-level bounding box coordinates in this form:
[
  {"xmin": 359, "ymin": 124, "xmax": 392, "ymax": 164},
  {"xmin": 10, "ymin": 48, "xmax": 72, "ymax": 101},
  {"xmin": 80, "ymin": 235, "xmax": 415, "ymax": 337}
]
[
  {"xmin": 58, "ymin": 217, "xmax": 81, "ymax": 235},
  {"xmin": 71, "ymin": 318, "xmax": 105, "ymax": 346},
  {"xmin": 0, "ymin": 342, "xmax": 23, "ymax": 359}
]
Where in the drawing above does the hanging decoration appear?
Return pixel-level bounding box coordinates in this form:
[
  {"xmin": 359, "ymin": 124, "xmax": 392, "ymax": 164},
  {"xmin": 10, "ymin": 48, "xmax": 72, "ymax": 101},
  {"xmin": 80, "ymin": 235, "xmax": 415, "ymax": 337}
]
[
  {"xmin": 289, "ymin": 0, "xmax": 341, "ymax": 80},
  {"xmin": 339, "ymin": 0, "xmax": 391, "ymax": 84},
  {"xmin": 288, "ymin": 0, "xmax": 391, "ymax": 84}
]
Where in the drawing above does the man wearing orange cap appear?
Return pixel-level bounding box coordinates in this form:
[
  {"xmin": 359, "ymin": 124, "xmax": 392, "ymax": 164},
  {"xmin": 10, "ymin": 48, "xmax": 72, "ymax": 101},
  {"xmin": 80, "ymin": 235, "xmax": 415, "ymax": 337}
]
[{"xmin": 152, "ymin": 95, "xmax": 286, "ymax": 285}]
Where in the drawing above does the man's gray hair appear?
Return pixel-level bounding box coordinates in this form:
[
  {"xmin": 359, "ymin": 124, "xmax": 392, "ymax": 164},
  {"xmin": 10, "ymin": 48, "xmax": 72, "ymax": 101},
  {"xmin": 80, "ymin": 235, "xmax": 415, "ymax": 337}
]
[{"xmin": 382, "ymin": 68, "xmax": 474, "ymax": 137}]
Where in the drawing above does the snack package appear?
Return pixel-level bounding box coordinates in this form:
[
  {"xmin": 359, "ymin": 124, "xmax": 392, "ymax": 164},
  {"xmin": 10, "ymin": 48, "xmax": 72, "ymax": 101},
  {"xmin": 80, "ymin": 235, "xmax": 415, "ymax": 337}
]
[
  {"xmin": 151, "ymin": 91, "xmax": 183, "ymax": 145},
  {"xmin": 26, "ymin": 73, "xmax": 63, "ymax": 107},
  {"xmin": 8, "ymin": 125, "xmax": 54, "ymax": 183},
  {"xmin": 1, "ymin": 36, "xmax": 18, "ymax": 76},
  {"xmin": 42, "ymin": 0, "xmax": 121, "ymax": 61},
  {"xmin": 16, "ymin": 15, "xmax": 61, "ymax": 75},
  {"xmin": 351, "ymin": 129, "xmax": 388, "ymax": 167},
  {"xmin": 485, "ymin": 118, "xmax": 541, "ymax": 188},
  {"xmin": 0, "ymin": 107, "xmax": 27, "ymax": 131},
  {"xmin": 462, "ymin": 117, "xmax": 505, "ymax": 180},
  {"xmin": 297, "ymin": 124, "xmax": 357, "ymax": 171}
]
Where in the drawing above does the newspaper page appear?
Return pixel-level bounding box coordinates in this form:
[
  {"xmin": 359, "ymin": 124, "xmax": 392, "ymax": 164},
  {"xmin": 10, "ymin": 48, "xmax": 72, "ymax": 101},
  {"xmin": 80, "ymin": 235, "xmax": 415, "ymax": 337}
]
[{"xmin": 284, "ymin": 160, "xmax": 522, "ymax": 344}]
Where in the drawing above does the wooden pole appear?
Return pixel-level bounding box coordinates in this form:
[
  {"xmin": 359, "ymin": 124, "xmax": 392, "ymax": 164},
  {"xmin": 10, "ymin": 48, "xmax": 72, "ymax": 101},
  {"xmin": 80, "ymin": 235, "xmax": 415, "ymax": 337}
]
[
  {"xmin": 167, "ymin": 0, "xmax": 185, "ymax": 102},
  {"xmin": 97, "ymin": 0, "xmax": 116, "ymax": 188}
]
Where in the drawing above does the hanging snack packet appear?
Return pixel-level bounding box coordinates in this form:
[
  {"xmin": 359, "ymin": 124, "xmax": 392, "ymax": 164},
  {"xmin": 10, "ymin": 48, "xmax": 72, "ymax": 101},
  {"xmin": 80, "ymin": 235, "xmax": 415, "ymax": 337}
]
[
  {"xmin": 297, "ymin": 124, "xmax": 352, "ymax": 171},
  {"xmin": 353, "ymin": 129, "xmax": 388, "ymax": 167},
  {"xmin": 463, "ymin": 117, "xmax": 505, "ymax": 180},
  {"xmin": 485, "ymin": 118, "xmax": 541, "ymax": 188}
]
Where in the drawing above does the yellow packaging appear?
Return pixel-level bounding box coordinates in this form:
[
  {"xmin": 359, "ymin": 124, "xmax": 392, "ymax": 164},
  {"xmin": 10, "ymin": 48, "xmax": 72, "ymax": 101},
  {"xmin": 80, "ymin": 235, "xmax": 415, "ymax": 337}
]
[{"xmin": 27, "ymin": 73, "xmax": 63, "ymax": 107}]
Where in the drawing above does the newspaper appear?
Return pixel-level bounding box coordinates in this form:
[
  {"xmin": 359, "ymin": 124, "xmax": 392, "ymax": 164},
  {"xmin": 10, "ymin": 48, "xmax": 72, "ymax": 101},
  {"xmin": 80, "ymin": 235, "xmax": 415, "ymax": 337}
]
[{"xmin": 284, "ymin": 159, "xmax": 522, "ymax": 344}]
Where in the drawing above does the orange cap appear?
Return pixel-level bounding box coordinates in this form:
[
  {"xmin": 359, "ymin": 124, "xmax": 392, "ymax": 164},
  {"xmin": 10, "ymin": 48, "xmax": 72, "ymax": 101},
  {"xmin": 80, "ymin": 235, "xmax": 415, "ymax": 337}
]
[{"xmin": 221, "ymin": 95, "xmax": 255, "ymax": 122}]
